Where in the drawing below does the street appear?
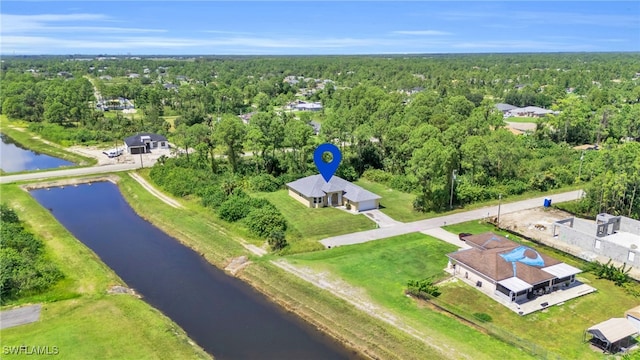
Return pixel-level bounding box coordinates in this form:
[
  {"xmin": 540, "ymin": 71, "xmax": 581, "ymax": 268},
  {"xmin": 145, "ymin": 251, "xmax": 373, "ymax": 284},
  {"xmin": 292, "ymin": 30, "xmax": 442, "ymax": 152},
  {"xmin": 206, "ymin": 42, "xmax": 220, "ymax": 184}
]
[{"xmin": 320, "ymin": 190, "xmax": 584, "ymax": 248}]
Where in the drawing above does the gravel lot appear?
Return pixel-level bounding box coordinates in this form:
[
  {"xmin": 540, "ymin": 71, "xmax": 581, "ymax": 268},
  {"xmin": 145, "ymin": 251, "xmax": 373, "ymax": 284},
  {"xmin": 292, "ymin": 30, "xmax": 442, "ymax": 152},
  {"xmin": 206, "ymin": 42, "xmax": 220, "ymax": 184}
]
[
  {"xmin": 498, "ymin": 207, "xmax": 575, "ymax": 244},
  {"xmin": 68, "ymin": 145, "xmax": 173, "ymax": 167}
]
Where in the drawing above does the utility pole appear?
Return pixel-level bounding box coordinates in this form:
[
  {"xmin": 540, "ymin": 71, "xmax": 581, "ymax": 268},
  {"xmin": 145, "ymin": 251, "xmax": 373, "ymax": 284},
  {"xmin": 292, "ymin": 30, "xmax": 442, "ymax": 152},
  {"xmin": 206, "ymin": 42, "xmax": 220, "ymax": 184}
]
[
  {"xmin": 139, "ymin": 151, "xmax": 144, "ymax": 168},
  {"xmin": 578, "ymin": 150, "xmax": 585, "ymax": 181},
  {"xmin": 497, "ymin": 194, "xmax": 502, "ymax": 227},
  {"xmin": 449, "ymin": 169, "xmax": 457, "ymax": 210}
]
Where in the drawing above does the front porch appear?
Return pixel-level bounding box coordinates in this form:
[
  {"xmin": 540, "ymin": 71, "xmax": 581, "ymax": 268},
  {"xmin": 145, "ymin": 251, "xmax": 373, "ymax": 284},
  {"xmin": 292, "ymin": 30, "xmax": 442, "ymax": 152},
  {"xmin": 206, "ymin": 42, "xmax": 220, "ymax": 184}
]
[{"xmin": 446, "ymin": 267, "xmax": 597, "ymax": 315}]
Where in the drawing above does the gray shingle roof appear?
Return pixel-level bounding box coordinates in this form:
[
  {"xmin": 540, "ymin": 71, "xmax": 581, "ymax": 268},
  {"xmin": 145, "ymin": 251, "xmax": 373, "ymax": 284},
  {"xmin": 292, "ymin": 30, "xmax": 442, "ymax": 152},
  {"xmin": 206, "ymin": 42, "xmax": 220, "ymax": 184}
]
[
  {"xmin": 496, "ymin": 103, "xmax": 517, "ymax": 111},
  {"xmin": 286, "ymin": 174, "xmax": 381, "ymax": 202},
  {"xmin": 124, "ymin": 133, "xmax": 167, "ymax": 147}
]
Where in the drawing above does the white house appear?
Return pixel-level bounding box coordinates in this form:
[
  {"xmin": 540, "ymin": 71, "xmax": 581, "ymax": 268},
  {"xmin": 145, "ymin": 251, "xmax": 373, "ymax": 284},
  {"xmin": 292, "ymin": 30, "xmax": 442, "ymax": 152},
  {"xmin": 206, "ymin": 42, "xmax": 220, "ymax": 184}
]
[{"xmin": 124, "ymin": 133, "xmax": 169, "ymax": 154}]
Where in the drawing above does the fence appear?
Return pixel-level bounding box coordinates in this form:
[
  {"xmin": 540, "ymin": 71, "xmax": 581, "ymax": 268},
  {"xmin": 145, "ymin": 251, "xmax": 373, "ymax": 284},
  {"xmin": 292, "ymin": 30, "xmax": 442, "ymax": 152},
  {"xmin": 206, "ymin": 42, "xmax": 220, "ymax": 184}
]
[{"xmin": 427, "ymin": 297, "xmax": 567, "ymax": 360}]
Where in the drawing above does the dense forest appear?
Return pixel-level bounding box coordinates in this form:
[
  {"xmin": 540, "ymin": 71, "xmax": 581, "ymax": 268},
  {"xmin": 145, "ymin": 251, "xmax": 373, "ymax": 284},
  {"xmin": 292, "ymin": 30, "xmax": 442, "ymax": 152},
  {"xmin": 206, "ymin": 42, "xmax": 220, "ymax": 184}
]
[{"xmin": 1, "ymin": 53, "xmax": 639, "ymax": 219}]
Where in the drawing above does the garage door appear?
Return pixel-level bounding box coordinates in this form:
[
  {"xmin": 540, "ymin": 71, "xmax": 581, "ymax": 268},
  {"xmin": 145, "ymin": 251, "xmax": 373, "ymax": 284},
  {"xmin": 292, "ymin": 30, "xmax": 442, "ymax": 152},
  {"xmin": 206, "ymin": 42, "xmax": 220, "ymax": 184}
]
[
  {"xmin": 130, "ymin": 147, "xmax": 143, "ymax": 154},
  {"xmin": 357, "ymin": 200, "xmax": 378, "ymax": 211}
]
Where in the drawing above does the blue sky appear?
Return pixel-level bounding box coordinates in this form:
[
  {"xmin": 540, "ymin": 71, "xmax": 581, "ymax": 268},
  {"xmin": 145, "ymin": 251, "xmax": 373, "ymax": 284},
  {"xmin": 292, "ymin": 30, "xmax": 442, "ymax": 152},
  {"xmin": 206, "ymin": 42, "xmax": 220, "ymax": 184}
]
[{"xmin": 1, "ymin": 1, "xmax": 639, "ymax": 55}]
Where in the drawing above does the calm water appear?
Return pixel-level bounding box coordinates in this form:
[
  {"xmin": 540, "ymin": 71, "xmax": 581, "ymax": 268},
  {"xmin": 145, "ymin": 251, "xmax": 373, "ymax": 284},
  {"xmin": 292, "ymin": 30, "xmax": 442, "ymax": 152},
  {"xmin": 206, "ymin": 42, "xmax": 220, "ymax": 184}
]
[
  {"xmin": 31, "ymin": 182, "xmax": 356, "ymax": 360},
  {"xmin": 0, "ymin": 134, "xmax": 74, "ymax": 172}
]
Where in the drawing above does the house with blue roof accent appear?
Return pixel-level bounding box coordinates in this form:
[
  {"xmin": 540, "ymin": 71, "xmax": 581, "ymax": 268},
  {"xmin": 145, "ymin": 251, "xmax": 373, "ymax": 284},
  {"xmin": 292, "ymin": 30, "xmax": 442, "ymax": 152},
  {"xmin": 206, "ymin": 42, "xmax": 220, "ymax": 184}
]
[{"xmin": 447, "ymin": 233, "xmax": 584, "ymax": 306}]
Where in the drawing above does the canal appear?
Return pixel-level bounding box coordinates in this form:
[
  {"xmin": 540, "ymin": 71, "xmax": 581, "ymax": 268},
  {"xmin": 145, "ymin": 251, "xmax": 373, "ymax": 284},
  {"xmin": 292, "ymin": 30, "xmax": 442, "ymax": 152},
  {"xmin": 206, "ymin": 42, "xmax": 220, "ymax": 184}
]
[
  {"xmin": 0, "ymin": 134, "xmax": 74, "ymax": 172},
  {"xmin": 30, "ymin": 181, "xmax": 356, "ymax": 360}
]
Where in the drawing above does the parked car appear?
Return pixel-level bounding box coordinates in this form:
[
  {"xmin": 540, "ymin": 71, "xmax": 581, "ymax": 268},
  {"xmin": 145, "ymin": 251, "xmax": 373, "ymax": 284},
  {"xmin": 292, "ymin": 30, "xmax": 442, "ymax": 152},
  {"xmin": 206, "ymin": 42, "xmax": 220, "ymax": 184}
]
[{"xmin": 103, "ymin": 148, "xmax": 123, "ymax": 158}]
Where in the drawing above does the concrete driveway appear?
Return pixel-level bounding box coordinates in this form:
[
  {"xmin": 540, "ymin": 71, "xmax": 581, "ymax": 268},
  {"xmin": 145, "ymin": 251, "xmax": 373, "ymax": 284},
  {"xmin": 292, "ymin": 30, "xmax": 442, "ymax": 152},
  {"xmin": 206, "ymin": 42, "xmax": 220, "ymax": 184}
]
[
  {"xmin": 0, "ymin": 304, "xmax": 41, "ymax": 329},
  {"xmin": 362, "ymin": 209, "xmax": 402, "ymax": 228}
]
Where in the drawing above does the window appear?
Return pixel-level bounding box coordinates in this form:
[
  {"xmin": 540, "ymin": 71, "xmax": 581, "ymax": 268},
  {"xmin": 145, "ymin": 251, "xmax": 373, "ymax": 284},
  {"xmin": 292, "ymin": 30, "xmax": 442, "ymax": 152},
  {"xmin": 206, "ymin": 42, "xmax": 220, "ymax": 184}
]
[
  {"xmin": 629, "ymin": 252, "xmax": 636, "ymax": 262},
  {"xmin": 161, "ymin": 142, "xmax": 165, "ymax": 146}
]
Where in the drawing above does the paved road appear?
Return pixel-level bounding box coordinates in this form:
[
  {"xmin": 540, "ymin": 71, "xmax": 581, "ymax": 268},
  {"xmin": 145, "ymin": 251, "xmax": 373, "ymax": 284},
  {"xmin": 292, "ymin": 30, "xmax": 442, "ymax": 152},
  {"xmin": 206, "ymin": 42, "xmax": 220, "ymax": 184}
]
[
  {"xmin": 0, "ymin": 163, "xmax": 140, "ymax": 184},
  {"xmin": 321, "ymin": 190, "xmax": 584, "ymax": 248},
  {"xmin": 0, "ymin": 304, "xmax": 41, "ymax": 330}
]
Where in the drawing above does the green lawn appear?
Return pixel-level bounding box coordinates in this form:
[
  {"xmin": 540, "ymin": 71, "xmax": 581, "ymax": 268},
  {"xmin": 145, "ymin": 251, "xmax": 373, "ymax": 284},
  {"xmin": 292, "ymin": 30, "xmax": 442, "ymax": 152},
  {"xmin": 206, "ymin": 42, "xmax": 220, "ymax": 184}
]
[
  {"xmin": 443, "ymin": 220, "xmax": 640, "ymax": 358},
  {"xmin": 505, "ymin": 117, "xmax": 539, "ymax": 124},
  {"xmin": 287, "ymin": 233, "xmax": 537, "ymax": 360},
  {"xmin": 354, "ymin": 179, "xmax": 430, "ymax": 222},
  {"xmin": 254, "ymin": 190, "xmax": 376, "ymax": 253},
  {"xmin": 444, "ymin": 220, "xmax": 520, "ymax": 240},
  {"xmin": 438, "ymin": 276, "xmax": 637, "ymax": 359},
  {"xmin": 0, "ymin": 184, "xmax": 209, "ymax": 359},
  {"xmin": 163, "ymin": 115, "xmax": 180, "ymax": 131}
]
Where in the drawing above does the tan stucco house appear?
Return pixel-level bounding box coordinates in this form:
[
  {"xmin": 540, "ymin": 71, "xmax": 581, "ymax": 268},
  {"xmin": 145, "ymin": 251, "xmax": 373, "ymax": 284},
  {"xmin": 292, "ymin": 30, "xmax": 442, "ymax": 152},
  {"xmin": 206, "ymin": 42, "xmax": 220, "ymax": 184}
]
[{"xmin": 286, "ymin": 175, "xmax": 381, "ymax": 212}]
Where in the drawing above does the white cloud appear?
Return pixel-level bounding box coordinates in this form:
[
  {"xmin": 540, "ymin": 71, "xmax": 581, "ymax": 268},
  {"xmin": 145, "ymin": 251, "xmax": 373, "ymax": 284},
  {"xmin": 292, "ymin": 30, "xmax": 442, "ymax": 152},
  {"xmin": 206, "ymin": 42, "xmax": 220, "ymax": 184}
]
[
  {"xmin": 392, "ymin": 30, "xmax": 452, "ymax": 36},
  {"xmin": 0, "ymin": 13, "xmax": 165, "ymax": 34},
  {"xmin": 0, "ymin": 33, "xmax": 449, "ymax": 54}
]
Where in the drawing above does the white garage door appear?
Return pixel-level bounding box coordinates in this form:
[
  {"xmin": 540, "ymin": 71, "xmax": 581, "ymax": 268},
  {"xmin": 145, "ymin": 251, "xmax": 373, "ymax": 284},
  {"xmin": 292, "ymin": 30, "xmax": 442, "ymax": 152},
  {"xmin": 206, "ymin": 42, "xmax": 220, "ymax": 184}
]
[{"xmin": 358, "ymin": 200, "xmax": 378, "ymax": 211}]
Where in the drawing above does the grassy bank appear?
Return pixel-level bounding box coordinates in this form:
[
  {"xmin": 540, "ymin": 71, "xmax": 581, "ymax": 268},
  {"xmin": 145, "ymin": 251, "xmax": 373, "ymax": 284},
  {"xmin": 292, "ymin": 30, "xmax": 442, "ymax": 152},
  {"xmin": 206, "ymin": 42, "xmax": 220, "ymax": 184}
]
[
  {"xmin": 119, "ymin": 172, "xmax": 449, "ymax": 359},
  {"xmin": 287, "ymin": 233, "xmax": 536, "ymax": 360},
  {"xmin": 0, "ymin": 184, "xmax": 209, "ymax": 359},
  {"xmin": 0, "ymin": 116, "xmax": 96, "ymax": 167}
]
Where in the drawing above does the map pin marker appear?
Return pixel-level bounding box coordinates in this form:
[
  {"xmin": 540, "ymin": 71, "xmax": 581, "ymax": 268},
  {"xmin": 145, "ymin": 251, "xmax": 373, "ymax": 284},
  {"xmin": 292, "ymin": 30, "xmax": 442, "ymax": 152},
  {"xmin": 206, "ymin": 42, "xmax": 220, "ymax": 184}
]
[{"xmin": 314, "ymin": 143, "xmax": 342, "ymax": 182}]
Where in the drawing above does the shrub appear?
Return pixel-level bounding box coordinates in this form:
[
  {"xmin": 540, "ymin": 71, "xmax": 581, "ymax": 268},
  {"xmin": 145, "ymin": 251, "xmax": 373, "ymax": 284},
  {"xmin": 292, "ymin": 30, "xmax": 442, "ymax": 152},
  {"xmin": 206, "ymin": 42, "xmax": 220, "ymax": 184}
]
[
  {"xmin": 591, "ymin": 259, "xmax": 631, "ymax": 286},
  {"xmin": 362, "ymin": 169, "xmax": 393, "ymax": 183},
  {"xmin": 248, "ymin": 174, "xmax": 280, "ymax": 192},
  {"xmin": 267, "ymin": 230, "xmax": 288, "ymax": 251},
  {"xmin": 473, "ymin": 313, "xmax": 493, "ymax": 322},
  {"xmin": 336, "ymin": 164, "xmax": 358, "ymax": 182},
  {"xmin": 0, "ymin": 204, "xmax": 19, "ymax": 224},
  {"xmin": 389, "ymin": 175, "xmax": 415, "ymax": 193},
  {"xmin": 244, "ymin": 208, "xmax": 288, "ymax": 238},
  {"xmin": 406, "ymin": 278, "xmax": 441, "ymax": 299},
  {"xmin": 218, "ymin": 196, "xmax": 252, "ymax": 222},
  {"xmin": 0, "ymin": 206, "xmax": 64, "ymax": 303}
]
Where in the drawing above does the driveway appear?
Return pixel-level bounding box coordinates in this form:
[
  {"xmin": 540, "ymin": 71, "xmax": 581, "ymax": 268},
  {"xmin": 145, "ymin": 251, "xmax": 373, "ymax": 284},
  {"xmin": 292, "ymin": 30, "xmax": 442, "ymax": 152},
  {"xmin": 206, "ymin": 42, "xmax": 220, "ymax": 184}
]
[
  {"xmin": 361, "ymin": 209, "xmax": 402, "ymax": 228},
  {"xmin": 421, "ymin": 228, "xmax": 471, "ymax": 249},
  {"xmin": 320, "ymin": 190, "xmax": 584, "ymax": 248},
  {"xmin": 0, "ymin": 304, "xmax": 41, "ymax": 330}
]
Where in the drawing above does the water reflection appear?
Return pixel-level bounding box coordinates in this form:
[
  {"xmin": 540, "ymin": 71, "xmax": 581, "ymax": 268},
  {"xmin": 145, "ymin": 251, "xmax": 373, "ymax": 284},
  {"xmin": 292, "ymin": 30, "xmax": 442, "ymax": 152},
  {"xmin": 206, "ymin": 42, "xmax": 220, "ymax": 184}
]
[
  {"xmin": 31, "ymin": 182, "xmax": 356, "ymax": 360},
  {"xmin": 0, "ymin": 134, "xmax": 74, "ymax": 173}
]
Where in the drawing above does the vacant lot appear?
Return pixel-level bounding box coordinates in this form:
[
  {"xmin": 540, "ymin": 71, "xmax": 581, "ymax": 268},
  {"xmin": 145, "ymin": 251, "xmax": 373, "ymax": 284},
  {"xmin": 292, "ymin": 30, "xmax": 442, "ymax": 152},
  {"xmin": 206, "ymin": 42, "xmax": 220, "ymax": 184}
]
[{"xmin": 255, "ymin": 190, "xmax": 376, "ymax": 253}]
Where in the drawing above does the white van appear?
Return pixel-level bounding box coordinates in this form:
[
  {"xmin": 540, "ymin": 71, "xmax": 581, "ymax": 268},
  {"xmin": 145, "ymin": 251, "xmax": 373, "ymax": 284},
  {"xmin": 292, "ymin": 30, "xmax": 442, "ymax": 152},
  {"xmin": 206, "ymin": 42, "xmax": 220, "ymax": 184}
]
[{"xmin": 103, "ymin": 148, "xmax": 123, "ymax": 158}]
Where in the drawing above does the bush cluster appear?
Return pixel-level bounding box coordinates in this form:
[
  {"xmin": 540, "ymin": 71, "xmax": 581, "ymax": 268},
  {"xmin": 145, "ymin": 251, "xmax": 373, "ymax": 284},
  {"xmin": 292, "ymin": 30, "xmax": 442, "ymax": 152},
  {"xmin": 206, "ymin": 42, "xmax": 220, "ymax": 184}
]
[
  {"xmin": 0, "ymin": 204, "xmax": 64, "ymax": 303},
  {"xmin": 406, "ymin": 278, "xmax": 441, "ymax": 299}
]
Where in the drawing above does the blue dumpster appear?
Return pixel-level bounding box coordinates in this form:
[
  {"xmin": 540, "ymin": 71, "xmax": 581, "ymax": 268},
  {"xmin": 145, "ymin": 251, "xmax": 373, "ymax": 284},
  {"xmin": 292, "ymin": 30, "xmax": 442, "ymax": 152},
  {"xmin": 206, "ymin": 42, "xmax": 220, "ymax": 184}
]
[{"xmin": 543, "ymin": 198, "xmax": 552, "ymax": 207}]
